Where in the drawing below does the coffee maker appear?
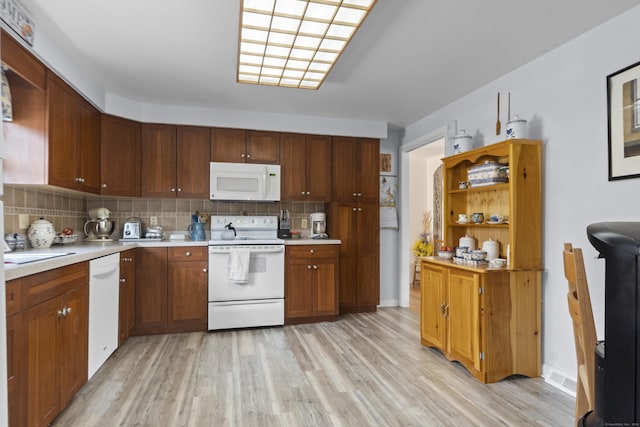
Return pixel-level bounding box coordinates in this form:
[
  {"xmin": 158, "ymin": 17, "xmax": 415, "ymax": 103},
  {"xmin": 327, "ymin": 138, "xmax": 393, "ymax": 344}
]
[
  {"xmin": 84, "ymin": 207, "xmax": 115, "ymax": 242},
  {"xmin": 310, "ymin": 212, "xmax": 328, "ymax": 239},
  {"xmin": 278, "ymin": 209, "xmax": 291, "ymax": 239}
]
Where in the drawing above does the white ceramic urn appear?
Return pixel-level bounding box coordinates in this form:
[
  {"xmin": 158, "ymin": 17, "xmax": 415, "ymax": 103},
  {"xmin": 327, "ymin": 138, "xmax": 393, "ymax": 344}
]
[
  {"xmin": 482, "ymin": 238, "xmax": 500, "ymax": 260},
  {"xmin": 28, "ymin": 217, "xmax": 56, "ymax": 248},
  {"xmin": 458, "ymin": 234, "xmax": 476, "ymax": 251}
]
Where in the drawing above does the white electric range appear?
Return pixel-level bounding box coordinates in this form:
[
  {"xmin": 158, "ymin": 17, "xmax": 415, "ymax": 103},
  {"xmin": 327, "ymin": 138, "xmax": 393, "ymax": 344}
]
[{"xmin": 208, "ymin": 216, "xmax": 284, "ymax": 330}]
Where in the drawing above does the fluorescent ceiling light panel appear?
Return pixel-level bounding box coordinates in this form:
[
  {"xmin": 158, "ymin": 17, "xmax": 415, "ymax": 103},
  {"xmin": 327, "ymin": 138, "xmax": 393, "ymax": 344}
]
[{"xmin": 238, "ymin": 0, "xmax": 376, "ymax": 89}]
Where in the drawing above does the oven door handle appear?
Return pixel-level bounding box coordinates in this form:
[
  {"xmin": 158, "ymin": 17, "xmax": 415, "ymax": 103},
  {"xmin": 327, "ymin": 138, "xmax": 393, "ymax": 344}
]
[{"xmin": 209, "ymin": 245, "xmax": 284, "ymax": 254}]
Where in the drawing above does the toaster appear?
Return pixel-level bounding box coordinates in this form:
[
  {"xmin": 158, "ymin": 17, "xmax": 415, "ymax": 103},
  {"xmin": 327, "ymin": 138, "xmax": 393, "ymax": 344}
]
[{"xmin": 122, "ymin": 217, "xmax": 144, "ymax": 239}]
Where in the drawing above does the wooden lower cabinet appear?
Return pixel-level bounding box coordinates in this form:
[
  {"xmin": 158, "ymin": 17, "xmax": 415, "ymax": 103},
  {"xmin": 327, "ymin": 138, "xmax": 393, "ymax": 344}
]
[
  {"xmin": 134, "ymin": 247, "xmax": 207, "ymax": 335},
  {"xmin": 119, "ymin": 250, "xmax": 136, "ymax": 345},
  {"xmin": 420, "ymin": 259, "xmax": 541, "ymax": 383},
  {"xmin": 285, "ymin": 245, "xmax": 339, "ymax": 323},
  {"xmin": 167, "ymin": 247, "xmax": 208, "ymax": 331},
  {"xmin": 6, "ymin": 263, "xmax": 89, "ymax": 427}
]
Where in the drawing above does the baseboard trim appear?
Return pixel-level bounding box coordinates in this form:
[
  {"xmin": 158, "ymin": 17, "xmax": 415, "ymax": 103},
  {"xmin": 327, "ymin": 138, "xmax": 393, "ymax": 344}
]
[
  {"xmin": 378, "ymin": 298, "xmax": 399, "ymax": 307},
  {"xmin": 542, "ymin": 364, "xmax": 577, "ymax": 397}
]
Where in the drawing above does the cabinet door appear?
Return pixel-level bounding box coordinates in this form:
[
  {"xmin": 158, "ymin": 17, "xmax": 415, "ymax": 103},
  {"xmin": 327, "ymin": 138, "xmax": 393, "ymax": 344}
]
[
  {"xmin": 246, "ymin": 130, "xmax": 279, "ymax": 164},
  {"xmin": 314, "ymin": 258, "xmax": 338, "ymax": 316},
  {"xmin": 119, "ymin": 250, "xmax": 136, "ymax": 344},
  {"xmin": 332, "ymin": 136, "xmax": 358, "ymax": 201},
  {"xmin": 141, "ymin": 124, "xmax": 177, "ymax": 197},
  {"xmin": 356, "ymin": 202, "xmax": 380, "ymax": 308},
  {"xmin": 167, "ymin": 260, "xmax": 208, "ymax": 331},
  {"xmin": 306, "ymin": 135, "xmax": 332, "ymax": 201},
  {"xmin": 279, "ymin": 133, "xmax": 307, "ymax": 200},
  {"xmin": 448, "ymin": 270, "xmax": 481, "ymax": 372},
  {"xmin": 7, "ymin": 313, "xmax": 25, "ymax": 427},
  {"xmin": 285, "ymin": 259, "xmax": 314, "ymax": 319},
  {"xmin": 76, "ymin": 98, "xmax": 101, "ymax": 194},
  {"xmin": 420, "ymin": 263, "xmax": 447, "ymax": 350},
  {"xmin": 101, "ymin": 114, "xmax": 141, "ymax": 197},
  {"xmin": 211, "ymin": 128, "xmax": 246, "ymax": 162},
  {"xmin": 357, "ymin": 138, "xmax": 380, "ymax": 202},
  {"xmin": 176, "ymin": 126, "xmax": 211, "ymax": 198},
  {"xmin": 47, "ymin": 74, "xmax": 78, "ymax": 190},
  {"xmin": 24, "ymin": 297, "xmax": 60, "ymax": 427},
  {"xmin": 59, "ymin": 284, "xmax": 89, "ymax": 408},
  {"xmin": 135, "ymin": 248, "xmax": 168, "ymax": 332},
  {"xmin": 331, "ymin": 202, "xmax": 358, "ymax": 308}
]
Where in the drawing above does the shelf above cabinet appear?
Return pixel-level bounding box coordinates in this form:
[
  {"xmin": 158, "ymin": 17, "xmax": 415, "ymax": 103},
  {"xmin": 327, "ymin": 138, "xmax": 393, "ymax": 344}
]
[{"xmin": 448, "ymin": 183, "xmax": 509, "ymax": 194}]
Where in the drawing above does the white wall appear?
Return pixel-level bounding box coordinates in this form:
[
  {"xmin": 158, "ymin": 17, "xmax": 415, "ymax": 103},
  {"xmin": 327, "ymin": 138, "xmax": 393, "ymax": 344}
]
[{"xmin": 401, "ymin": 5, "xmax": 640, "ymax": 385}]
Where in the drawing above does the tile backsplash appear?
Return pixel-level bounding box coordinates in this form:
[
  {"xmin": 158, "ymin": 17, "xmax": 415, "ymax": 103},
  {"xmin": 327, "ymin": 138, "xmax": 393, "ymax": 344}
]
[{"xmin": 3, "ymin": 185, "xmax": 326, "ymax": 244}]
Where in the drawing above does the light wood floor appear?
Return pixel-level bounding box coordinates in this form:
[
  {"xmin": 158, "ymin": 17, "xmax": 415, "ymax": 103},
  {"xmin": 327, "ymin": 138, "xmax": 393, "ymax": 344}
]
[{"xmin": 53, "ymin": 308, "xmax": 573, "ymax": 427}]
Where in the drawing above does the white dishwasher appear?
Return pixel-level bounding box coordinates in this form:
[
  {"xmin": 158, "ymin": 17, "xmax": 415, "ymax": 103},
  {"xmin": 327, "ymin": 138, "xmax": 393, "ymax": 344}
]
[{"xmin": 88, "ymin": 253, "xmax": 120, "ymax": 379}]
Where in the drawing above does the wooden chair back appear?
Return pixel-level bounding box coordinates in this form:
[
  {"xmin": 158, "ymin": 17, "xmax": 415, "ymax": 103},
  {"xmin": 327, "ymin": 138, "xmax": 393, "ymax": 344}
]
[{"xmin": 562, "ymin": 243, "xmax": 597, "ymax": 425}]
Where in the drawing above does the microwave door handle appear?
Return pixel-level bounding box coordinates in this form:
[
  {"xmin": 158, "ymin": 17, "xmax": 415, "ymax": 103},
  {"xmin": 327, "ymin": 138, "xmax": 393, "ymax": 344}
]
[{"xmin": 262, "ymin": 168, "xmax": 267, "ymax": 198}]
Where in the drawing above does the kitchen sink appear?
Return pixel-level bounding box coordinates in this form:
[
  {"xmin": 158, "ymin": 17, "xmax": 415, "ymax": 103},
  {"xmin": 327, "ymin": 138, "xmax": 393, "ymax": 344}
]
[{"xmin": 4, "ymin": 252, "xmax": 75, "ymax": 264}]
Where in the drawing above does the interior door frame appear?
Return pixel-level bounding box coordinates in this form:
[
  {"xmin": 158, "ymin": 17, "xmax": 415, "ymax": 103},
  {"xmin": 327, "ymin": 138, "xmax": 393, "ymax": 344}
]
[{"xmin": 398, "ymin": 124, "xmax": 453, "ymax": 307}]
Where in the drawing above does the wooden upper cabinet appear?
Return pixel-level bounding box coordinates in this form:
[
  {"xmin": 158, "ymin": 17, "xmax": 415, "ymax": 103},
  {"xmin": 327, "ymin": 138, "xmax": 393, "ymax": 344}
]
[
  {"xmin": 332, "ymin": 136, "xmax": 379, "ymax": 202},
  {"xmin": 141, "ymin": 124, "xmax": 177, "ymax": 198},
  {"xmin": 212, "ymin": 128, "xmax": 279, "ymax": 164},
  {"xmin": 176, "ymin": 126, "xmax": 211, "ymax": 198},
  {"xmin": 280, "ymin": 133, "xmax": 331, "ymax": 201},
  {"xmin": 246, "ymin": 130, "xmax": 279, "ymax": 164},
  {"xmin": 47, "ymin": 72, "xmax": 101, "ymax": 193},
  {"xmin": 101, "ymin": 114, "xmax": 141, "ymax": 197},
  {"xmin": 1, "ymin": 29, "xmax": 45, "ymax": 89}
]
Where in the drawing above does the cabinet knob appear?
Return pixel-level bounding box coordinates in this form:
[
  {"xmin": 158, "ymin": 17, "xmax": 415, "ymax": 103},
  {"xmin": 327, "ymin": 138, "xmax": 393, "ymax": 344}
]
[
  {"xmin": 301, "ymin": 191, "xmax": 306, "ymax": 195},
  {"xmin": 309, "ymin": 249, "xmax": 315, "ymax": 254},
  {"xmin": 357, "ymin": 192, "xmax": 362, "ymax": 197},
  {"xmin": 306, "ymin": 191, "xmax": 310, "ymax": 196},
  {"xmin": 102, "ymin": 183, "xmax": 107, "ymax": 188},
  {"xmin": 58, "ymin": 308, "xmax": 65, "ymax": 317},
  {"xmin": 241, "ymin": 153, "xmax": 246, "ymax": 158},
  {"xmin": 66, "ymin": 307, "xmax": 72, "ymax": 315},
  {"xmin": 247, "ymin": 154, "xmax": 251, "ymax": 159},
  {"xmin": 185, "ymin": 251, "xmax": 192, "ymax": 256},
  {"xmin": 313, "ymin": 265, "xmax": 318, "ymax": 270},
  {"xmin": 171, "ymin": 188, "xmax": 176, "ymax": 192},
  {"xmin": 203, "ymin": 268, "xmax": 208, "ymax": 273},
  {"xmin": 120, "ymin": 278, "xmax": 126, "ymax": 283},
  {"xmin": 352, "ymin": 192, "xmax": 357, "ymax": 197},
  {"xmin": 357, "ymin": 207, "xmax": 362, "ymax": 212},
  {"xmin": 352, "ymin": 207, "xmax": 357, "ymax": 211},
  {"xmin": 307, "ymin": 265, "xmax": 312, "ymax": 269}
]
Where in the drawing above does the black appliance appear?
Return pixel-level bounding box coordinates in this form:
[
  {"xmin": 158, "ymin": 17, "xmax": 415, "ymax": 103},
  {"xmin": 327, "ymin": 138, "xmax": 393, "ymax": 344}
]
[{"xmin": 584, "ymin": 222, "xmax": 640, "ymax": 426}]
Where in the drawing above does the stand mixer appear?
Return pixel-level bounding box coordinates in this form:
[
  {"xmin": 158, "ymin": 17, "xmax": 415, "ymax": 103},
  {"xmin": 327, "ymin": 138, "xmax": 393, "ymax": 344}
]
[{"xmin": 84, "ymin": 207, "xmax": 115, "ymax": 242}]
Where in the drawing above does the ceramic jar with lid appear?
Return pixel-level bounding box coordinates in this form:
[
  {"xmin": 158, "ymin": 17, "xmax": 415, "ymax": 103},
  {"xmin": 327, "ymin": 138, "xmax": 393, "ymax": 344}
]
[
  {"xmin": 506, "ymin": 115, "xmax": 527, "ymax": 139},
  {"xmin": 28, "ymin": 217, "xmax": 56, "ymax": 248},
  {"xmin": 482, "ymin": 238, "xmax": 499, "ymax": 260},
  {"xmin": 453, "ymin": 130, "xmax": 473, "ymax": 154},
  {"xmin": 458, "ymin": 234, "xmax": 476, "ymax": 251}
]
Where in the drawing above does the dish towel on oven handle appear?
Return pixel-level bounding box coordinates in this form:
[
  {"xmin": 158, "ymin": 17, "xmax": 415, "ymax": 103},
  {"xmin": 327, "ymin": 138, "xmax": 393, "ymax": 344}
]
[{"xmin": 228, "ymin": 247, "xmax": 251, "ymax": 283}]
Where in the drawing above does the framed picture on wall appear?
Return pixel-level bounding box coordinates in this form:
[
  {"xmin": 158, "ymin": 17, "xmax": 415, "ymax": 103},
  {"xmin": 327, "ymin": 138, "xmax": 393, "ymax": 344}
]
[{"xmin": 607, "ymin": 60, "xmax": 640, "ymax": 180}]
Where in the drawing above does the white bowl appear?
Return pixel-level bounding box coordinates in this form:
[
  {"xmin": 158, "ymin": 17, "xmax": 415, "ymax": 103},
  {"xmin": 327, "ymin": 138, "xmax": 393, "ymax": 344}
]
[
  {"xmin": 438, "ymin": 251, "xmax": 454, "ymax": 259},
  {"xmin": 469, "ymin": 250, "xmax": 487, "ymax": 261}
]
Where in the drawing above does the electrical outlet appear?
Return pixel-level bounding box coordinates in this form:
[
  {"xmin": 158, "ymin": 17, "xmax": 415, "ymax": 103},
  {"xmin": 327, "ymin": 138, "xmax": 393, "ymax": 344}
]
[
  {"xmin": 301, "ymin": 218, "xmax": 308, "ymax": 229},
  {"xmin": 19, "ymin": 214, "xmax": 29, "ymax": 229},
  {"xmin": 150, "ymin": 216, "xmax": 158, "ymax": 226}
]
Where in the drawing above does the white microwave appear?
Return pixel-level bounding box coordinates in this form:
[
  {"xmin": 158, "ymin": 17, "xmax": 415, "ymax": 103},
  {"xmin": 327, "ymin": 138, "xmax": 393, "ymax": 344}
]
[{"xmin": 210, "ymin": 162, "xmax": 281, "ymax": 202}]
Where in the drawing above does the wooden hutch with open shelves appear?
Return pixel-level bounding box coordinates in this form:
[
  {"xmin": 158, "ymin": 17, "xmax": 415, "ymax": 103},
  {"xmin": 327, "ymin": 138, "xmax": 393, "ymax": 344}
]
[{"xmin": 420, "ymin": 138, "xmax": 542, "ymax": 383}]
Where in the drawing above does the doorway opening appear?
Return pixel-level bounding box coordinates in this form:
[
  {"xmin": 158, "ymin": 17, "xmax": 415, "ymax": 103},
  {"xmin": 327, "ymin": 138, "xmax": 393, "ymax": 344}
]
[{"xmin": 399, "ymin": 127, "xmax": 447, "ymax": 309}]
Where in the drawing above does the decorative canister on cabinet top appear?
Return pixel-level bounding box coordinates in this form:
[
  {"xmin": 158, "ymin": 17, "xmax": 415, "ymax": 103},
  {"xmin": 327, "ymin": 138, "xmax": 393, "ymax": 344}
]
[
  {"xmin": 453, "ymin": 130, "xmax": 473, "ymax": 154},
  {"xmin": 505, "ymin": 115, "xmax": 527, "ymax": 139},
  {"xmin": 28, "ymin": 217, "xmax": 56, "ymax": 248}
]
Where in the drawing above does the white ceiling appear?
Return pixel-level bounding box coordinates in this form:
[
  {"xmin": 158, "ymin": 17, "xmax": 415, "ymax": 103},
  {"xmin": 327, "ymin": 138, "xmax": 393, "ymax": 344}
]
[{"xmin": 16, "ymin": 0, "xmax": 640, "ymax": 128}]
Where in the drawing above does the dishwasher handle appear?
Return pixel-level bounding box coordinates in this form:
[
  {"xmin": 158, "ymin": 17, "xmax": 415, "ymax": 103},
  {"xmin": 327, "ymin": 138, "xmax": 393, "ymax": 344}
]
[{"xmin": 209, "ymin": 245, "xmax": 284, "ymax": 254}]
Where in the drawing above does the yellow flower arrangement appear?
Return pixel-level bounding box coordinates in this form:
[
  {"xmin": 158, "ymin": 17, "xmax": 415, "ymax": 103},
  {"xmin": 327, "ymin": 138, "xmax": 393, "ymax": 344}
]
[{"xmin": 412, "ymin": 232, "xmax": 433, "ymax": 257}]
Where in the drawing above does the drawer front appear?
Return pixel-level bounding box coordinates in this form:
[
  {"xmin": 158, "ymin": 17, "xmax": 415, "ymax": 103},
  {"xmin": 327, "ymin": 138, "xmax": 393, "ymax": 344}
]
[
  {"xmin": 168, "ymin": 247, "xmax": 208, "ymax": 262},
  {"xmin": 5, "ymin": 279, "xmax": 22, "ymax": 316},
  {"xmin": 22, "ymin": 262, "xmax": 89, "ymax": 309},
  {"xmin": 287, "ymin": 245, "xmax": 338, "ymax": 259}
]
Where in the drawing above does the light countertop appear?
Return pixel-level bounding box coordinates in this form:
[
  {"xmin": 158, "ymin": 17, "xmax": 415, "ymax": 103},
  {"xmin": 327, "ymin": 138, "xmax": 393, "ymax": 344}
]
[
  {"xmin": 4, "ymin": 239, "xmax": 208, "ymax": 281},
  {"xmin": 284, "ymin": 238, "xmax": 341, "ymax": 245}
]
